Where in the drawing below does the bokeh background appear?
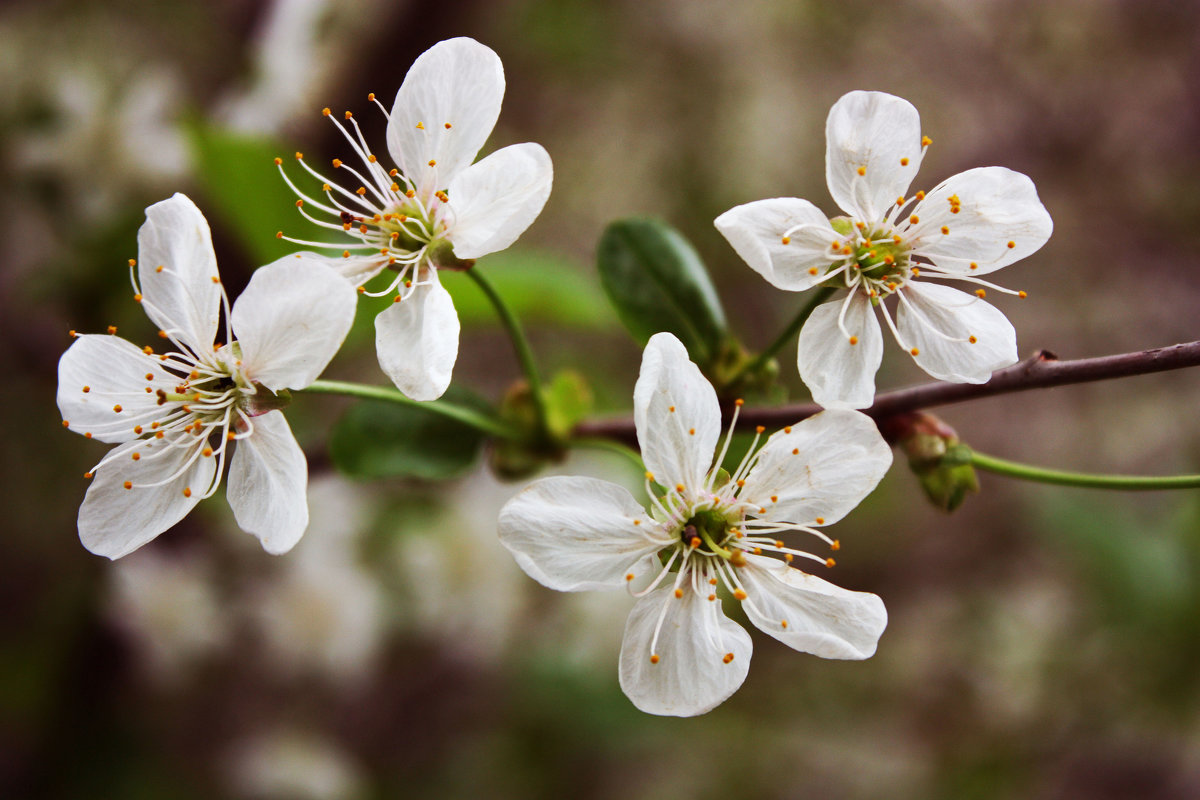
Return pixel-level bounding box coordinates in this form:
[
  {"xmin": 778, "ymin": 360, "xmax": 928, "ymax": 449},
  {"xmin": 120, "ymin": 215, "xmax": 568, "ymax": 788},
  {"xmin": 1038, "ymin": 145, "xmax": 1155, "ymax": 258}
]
[{"xmin": 4, "ymin": 0, "xmax": 1200, "ymax": 797}]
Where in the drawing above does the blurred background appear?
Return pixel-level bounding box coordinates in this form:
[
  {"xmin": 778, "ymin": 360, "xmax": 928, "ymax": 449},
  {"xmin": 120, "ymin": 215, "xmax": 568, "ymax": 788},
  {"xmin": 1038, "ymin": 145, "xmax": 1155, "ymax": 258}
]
[{"xmin": 4, "ymin": 0, "xmax": 1200, "ymax": 797}]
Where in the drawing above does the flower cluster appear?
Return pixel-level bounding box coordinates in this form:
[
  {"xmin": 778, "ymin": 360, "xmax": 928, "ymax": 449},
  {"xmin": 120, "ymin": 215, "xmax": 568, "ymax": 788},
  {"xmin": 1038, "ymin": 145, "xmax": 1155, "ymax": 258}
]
[
  {"xmin": 717, "ymin": 90, "xmax": 1053, "ymax": 409},
  {"xmin": 499, "ymin": 333, "xmax": 892, "ymax": 715}
]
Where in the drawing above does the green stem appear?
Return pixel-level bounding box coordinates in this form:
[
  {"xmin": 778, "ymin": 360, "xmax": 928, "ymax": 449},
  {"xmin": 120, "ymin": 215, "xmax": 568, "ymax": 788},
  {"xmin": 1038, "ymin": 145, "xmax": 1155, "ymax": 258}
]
[
  {"xmin": 569, "ymin": 437, "xmax": 646, "ymax": 473},
  {"xmin": 966, "ymin": 448, "xmax": 1200, "ymax": 490},
  {"xmin": 697, "ymin": 526, "xmax": 733, "ymax": 559},
  {"xmin": 303, "ymin": 379, "xmax": 519, "ymax": 439},
  {"xmin": 731, "ymin": 286, "xmax": 836, "ymax": 385},
  {"xmin": 465, "ymin": 268, "xmax": 549, "ymax": 436}
]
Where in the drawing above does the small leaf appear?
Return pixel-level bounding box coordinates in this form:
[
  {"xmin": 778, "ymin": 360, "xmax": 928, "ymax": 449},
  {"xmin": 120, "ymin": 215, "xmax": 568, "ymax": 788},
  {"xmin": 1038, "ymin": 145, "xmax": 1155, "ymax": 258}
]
[
  {"xmin": 596, "ymin": 218, "xmax": 729, "ymax": 364},
  {"xmin": 329, "ymin": 388, "xmax": 490, "ymax": 480}
]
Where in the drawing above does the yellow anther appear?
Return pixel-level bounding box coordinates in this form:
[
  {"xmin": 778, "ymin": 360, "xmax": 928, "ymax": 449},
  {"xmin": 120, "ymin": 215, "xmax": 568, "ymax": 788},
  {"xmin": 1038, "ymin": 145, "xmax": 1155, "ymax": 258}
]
[
  {"xmin": 202, "ymin": 447, "xmax": 213, "ymax": 457},
  {"xmin": 331, "ymin": 158, "xmax": 342, "ymax": 168},
  {"xmin": 783, "ymin": 426, "xmax": 792, "ymax": 433},
  {"xmin": 909, "ymin": 215, "xmax": 920, "ymax": 224},
  {"xmin": 808, "ymin": 267, "xmax": 819, "ymax": 275},
  {"xmin": 722, "ymin": 653, "xmax": 735, "ymax": 664},
  {"xmin": 755, "ymin": 425, "xmax": 765, "ymax": 434},
  {"xmin": 390, "ymin": 182, "xmax": 400, "ymax": 192},
  {"xmin": 367, "ymin": 92, "xmax": 376, "ymax": 101},
  {"xmin": 416, "ymin": 121, "xmax": 424, "ymax": 129},
  {"xmin": 322, "ymin": 107, "xmax": 331, "ymax": 116},
  {"xmin": 84, "ymin": 471, "xmax": 93, "ymax": 479},
  {"xmin": 68, "ymin": 330, "xmax": 77, "ymax": 338},
  {"xmin": 770, "ymin": 495, "xmax": 779, "ymax": 503},
  {"xmin": 273, "ymin": 157, "xmax": 282, "ymax": 165},
  {"xmin": 131, "ymin": 452, "xmax": 140, "ymax": 461},
  {"xmin": 848, "ymin": 336, "xmax": 858, "ymax": 345},
  {"xmin": 112, "ymin": 404, "xmax": 122, "ymax": 413},
  {"xmin": 644, "ymin": 471, "xmax": 655, "ymax": 481},
  {"xmin": 343, "ymin": 110, "xmax": 353, "ymax": 119},
  {"xmin": 969, "ymin": 262, "xmax": 979, "ymax": 270},
  {"xmin": 921, "ymin": 135, "xmax": 932, "ymax": 147},
  {"xmin": 893, "ymin": 235, "xmax": 903, "ymax": 244},
  {"xmin": 968, "ymin": 335, "xmax": 978, "ymax": 344},
  {"xmin": 674, "ymin": 588, "xmax": 684, "ymax": 598},
  {"xmin": 910, "ymin": 267, "xmax": 918, "ymax": 276},
  {"xmin": 1018, "ymin": 290, "xmax": 1028, "ymax": 299},
  {"xmin": 900, "ymin": 157, "xmax": 909, "ymax": 166},
  {"xmin": 107, "ymin": 325, "xmax": 118, "ymax": 335},
  {"xmin": 688, "ymin": 427, "xmax": 695, "ymax": 435},
  {"xmin": 356, "ymin": 187, "xmax": 366, "ymax": 195},
  {"xmin": 781, "ymin": 236, "xmax": 791, "ymax": 245},
  {"xmin": 276, "ymin": 231, "xmax": 283, "ymax": 239},
  {"xmin": 915, "ymin": 191, "xmax": 925, "ymax": 200},
  {"xmin": 975, "ymin": 289, "xmax": 986, "ymax": 298},
  {"xmin": 910, "ymin": 347, "xmax": 920, "ymax": 356},
  {"xmin": 709, "ymin": 577, "xmax": 718, "ymax": 586},
  {"xmin": 941, "ymin": 226, "xmax": 949, "ymax": 235},
  {"xmin": 445, "ymin": 122, "xmax": 452, "ymax": 129},
  {"xmin": 735, "ymin": 398, "xmax": 744, "ymax": 407},
  {"xmin": 883, "ymin": 255, "xmax": 895, "ymax": 265},
  {"xmin": 650, "ymin": 654, "xmax": 660, "ymax": 664},
  {"xmin": 82, "ymin": 385, "xmax": 90, "ymax": 393},
  {"xmin": 182, "ymin": 487, "xmax": 192, "ymax": 498},
  {"xmin": 734, "ymin": 589, "xmax": 747, "ymax": 601},
  {"xmin": 896, "ymin": 196, "xmax": 905, "ymax": 206},
  {"xmin": 322, "ymin": 183, "xmax": 331, "ymax": 192},
  {"xmin": 708, "ymin": 594, "xmax": 716, "ymax": 602},
  {"xmin": 689, "ymin": 537, "xmax": 701, "ymax": 549},
  {"xmin": 625, "ymin": 573, "xmax": 635, "ymax": 581},
  {"xmin": 781, "ymin": 620, "xmax": 789, "ymax": 629},
  {"xmin": 825, "ymin": 557, "xmax": 836, "ymax": 567},
  {"xmin": 428, "ymin": 159, "xmax": 437, "ymax": 167},
  {"xmin": 856, "ymin": 166, "xmax": 866, "ymax": 176},
  {"xmin": 816, "ymin": 517, "xmax": 826, "ymax": 525},
  {"xmin": 785, "ymin": 554, "xmax": 794, "ymax": 563},
  {"xmin": 792, "ymin": 448, "xmax": 799, "ymax": 455},
  {"xmin": 123, "ymin": 481, "xmax": 132, "ymax": 490},
  {"xmin": 675, "ymin": 483, "xmax": 685, "ymax": 493},
  {"xmin": 1007, "ymin": 240, "xmax": 1016, "ymax": 249},
  {"xmin": 367, "ymin": 154, "xmax": 377, "ymax": 163},
  {"xmin": 128, "ymin": 259, "xmax": 136, "ymax": 267},
  {"xmin": 736, "ymin": 479, "xmax": 745, "ymax": 488},
  {"xmin": 633, "ymin": 520, "xmax": 641, "ymax": 525}
]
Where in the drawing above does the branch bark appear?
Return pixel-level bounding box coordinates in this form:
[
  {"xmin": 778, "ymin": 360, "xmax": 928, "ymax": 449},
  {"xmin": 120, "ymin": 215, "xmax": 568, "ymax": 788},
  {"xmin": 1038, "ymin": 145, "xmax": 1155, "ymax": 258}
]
[{"xmin": 573, "ymin": 340, "xmax": 1200, "ymax": 446}]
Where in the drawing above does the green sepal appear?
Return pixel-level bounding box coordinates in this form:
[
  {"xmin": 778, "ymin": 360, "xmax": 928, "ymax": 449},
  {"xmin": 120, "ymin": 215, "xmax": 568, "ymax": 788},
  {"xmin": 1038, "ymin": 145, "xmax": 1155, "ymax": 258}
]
[
  {"xmin": 596, "ymin": 217, "xmax": 731, "ymax": 366},
  {"xmin": 329, "ymin": 386, "xmax": 490, "ymax": 480}
]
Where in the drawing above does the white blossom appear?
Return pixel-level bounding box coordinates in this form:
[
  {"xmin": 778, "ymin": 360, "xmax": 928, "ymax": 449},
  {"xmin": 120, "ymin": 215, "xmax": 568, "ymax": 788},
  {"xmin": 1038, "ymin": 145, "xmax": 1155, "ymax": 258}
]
[
  {"xmin": 277, "ymin": 37, "xmax": 553, "ymax": 401},
  {"xmin": 716, "ymin": 90, "xmax": 1053, "ymax": 409},
  {"xmin": 498, "ymin": 333, "xmax": 892, "ymax": 716},
  {"xmin": 57, "ymin": 194, "xmax": 356, "ymax": 559}
]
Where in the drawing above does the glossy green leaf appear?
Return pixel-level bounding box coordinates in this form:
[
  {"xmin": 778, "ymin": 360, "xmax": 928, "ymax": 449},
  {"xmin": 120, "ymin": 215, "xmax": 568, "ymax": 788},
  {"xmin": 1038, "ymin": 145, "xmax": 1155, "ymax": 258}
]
[
  {"xmin": 596, "ymin": 217, "xmax": 728, "ymax": 363},
  {"xmin": 329, "ymin": 388, "xmax": 489, "ymax": 480}
]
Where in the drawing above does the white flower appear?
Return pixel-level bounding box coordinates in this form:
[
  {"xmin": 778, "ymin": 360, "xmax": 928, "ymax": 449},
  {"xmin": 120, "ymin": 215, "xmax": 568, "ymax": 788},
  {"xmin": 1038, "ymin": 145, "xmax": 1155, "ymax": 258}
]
[
  {"xmin": 498, "ymin": 332, "xmax": 892, "ymax": 716},
  {"xmin": 277, "ymin": 36, "xmax": 553, "ymax": 401},
  {"xmin": 57, "ymin": 193, "xmax": 357, "ymax": 559},
  {"xmin": 716, "ymin": 90, "xmax": 1053, "ymax": 409}
]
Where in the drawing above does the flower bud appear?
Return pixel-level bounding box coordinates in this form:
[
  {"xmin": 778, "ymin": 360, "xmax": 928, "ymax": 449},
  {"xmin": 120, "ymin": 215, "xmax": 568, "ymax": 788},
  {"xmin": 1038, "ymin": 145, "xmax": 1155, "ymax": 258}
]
[{"xmin": 881, "ymin": 412, "xmax": 979, "ymax": 512}]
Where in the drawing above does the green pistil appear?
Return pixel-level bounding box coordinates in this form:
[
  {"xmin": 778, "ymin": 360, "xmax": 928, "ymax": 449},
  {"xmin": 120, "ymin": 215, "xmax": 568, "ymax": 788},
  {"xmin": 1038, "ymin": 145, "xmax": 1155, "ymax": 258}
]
[{"xmin": 682, "ymin": 508, "xmax": 736, "ymax": 559}]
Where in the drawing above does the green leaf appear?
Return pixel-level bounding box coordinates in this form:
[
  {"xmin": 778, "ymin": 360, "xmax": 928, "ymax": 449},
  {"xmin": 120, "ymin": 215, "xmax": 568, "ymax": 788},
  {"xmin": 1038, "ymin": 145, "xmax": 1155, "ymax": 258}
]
[
  {"xmin": 329, "ymin": 387, "xmax": 489, "ymax": 480},
  {"xmin": 596, "ymin": 217, "xmax": 729, "ymax": 363},
  {"xmin": 443, "ymin": 249, "xmax": 614, "ymax": 329},
  {"xmin": 186, "ymin": 120, "xmax": 298, "ymax": 266}
]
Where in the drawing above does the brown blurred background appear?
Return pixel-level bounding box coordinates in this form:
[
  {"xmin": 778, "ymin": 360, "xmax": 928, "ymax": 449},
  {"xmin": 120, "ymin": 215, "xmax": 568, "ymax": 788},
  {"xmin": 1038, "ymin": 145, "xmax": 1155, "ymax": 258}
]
[{"xmin": 3, "ymin": 0, "xmax": 1200, "ymax": 798}]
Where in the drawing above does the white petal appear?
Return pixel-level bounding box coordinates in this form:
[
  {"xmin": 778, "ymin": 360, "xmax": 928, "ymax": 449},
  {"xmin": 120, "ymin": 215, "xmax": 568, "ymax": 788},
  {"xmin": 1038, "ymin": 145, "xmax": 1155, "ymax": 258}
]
[
  {"xmin": 825, "ymin": 91, "xmax": 924, "ymax": 222},
  {"xmin": 231, "ymin": 254, "xmax": 357, "ymax": 391},
  {"xmin": 897, "ymin": 282, "xmax": 1017, "ymax": 383},
  {"xmin": 386, "ymin": 38, "xmax": 504, "ymax": 190},
  {"xmin": 446, "ymin": 143, "xmax": 553, "ymax": 259},
  {"xmin": 79, "ymin": 437, "xmax": 215, "ymax": 559},
  {"xmin": 797, "ymin": 293, "xmax": 883, "ymax": 410},
  {"xmin": 714, "ymin": 198, "xmax": 840, "ymax": 291},
  {"xmin": 374, "ymin": 270, "xmax": 460, "ymax": 400},
  {"xmin": 739, "ymin": 409, "xmax": 892, "ymax": 526},
  {"xmin": 618, "ymin": 586, "xmax": 752, "ymax": 716},
  {"xmin": 136, "ymin": 193, "xmax": 222, "ymax": 353},
  {"xmin": 227, "ymin": 411, "xmax": 308, "ymax": 554},
  {"xmin": 497, "ymin": 476, "xmax": 668, "ymax": 592},
  {"xmin": 57, "ymin": 335, "xmax": 173, "ymax": 443},
  {"xmin": 633, "ymin": 333, "xmax": 721, "ymax": 491},
  {"xmin": 285, "ymin": 250, "xmax": 388, "ymax": 291},
  {"xmin": 738, "ymin": 555, "xmax": 886, "ymax": 659},
  {"xmin": 909, "ymin": 167, "xmax": 1053, "ymax": 275}
]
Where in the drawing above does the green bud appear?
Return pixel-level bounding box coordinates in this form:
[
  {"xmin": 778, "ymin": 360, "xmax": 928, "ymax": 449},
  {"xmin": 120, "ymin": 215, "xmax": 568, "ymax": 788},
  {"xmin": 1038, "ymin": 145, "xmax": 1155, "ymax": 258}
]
[
  {"xmin": 244, "ymin": 385, "xmax": 291, "ymax": 416},
  {"xmin": 882, "ymin": 412, "xmax": 979, "ymax": 512}
]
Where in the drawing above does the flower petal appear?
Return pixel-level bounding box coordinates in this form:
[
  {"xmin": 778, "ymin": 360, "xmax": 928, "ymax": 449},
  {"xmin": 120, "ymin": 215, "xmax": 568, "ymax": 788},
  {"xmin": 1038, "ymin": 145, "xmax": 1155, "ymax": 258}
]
[
  {"xmin": 136, "ymin": 193, "xmax": 222, "ymax": 353},
  {"xmin": 714, "ymin": 198, "xmax": 840, "ymax": 291},
  {"xmin": 633, "ymin": 332, "xmax": 721, "ymax": 491},
  {"xmin": 897, "ymin": 282, "xmax": 1017, "ymax": 383},
  {"xmin": 227, "ymin": 410, "xmax": 308, "ymax": 555},
  {"xmin": 446, "ymin": 143, "xmax": 553, "ymax": 259},
  {"xmin": 374, "ymin": 269, "xmax": 460, "ymax": 400},
  {"xmin": 79, "ymin": 437, "xmax": 215, "ymax": 559},
  {"xmin": 826, "ymin": 91, "xmax": 924, "ymax": 222},
  {"xmin": 386, "ymin": 37, "xmax": 504, "ymax": 190},
  {"xmin": 909, "ymin": 166, "xmax": 1053, "ymax": 275},
  {"xmin": 497, "ymin": 476, "xmax": 668, "ymax": 591},
  {"xmin": 287, "ymin": 250, "xmax": 388, "ymax": 293},
  {"xmin": 739, "ymin": 409, "xmax": 892, "ymax": 526},
  {"xmin": 231, "ymin": 254, "xmax": 357, "ymax": 391},
  {"xmin": 738, "ymin": 555, "xmax": 886, "ymax": 660},
  {"xmin": 797, "ymin": 293, "xmax": 883, "ymax": 410},
  {"xmin": 57, "ymin": 335, "xmax": 173, "ymax": 444},
  {"xmin": 619, "ymin": 585, "xmax": 752, "ymax": 716}
]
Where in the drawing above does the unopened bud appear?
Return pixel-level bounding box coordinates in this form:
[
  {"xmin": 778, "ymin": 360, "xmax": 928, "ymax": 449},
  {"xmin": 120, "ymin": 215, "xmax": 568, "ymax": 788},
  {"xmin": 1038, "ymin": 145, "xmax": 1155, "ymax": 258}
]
[{"xmin": 881, "ymin": 412, "xmax": 978, "ymax": 512}]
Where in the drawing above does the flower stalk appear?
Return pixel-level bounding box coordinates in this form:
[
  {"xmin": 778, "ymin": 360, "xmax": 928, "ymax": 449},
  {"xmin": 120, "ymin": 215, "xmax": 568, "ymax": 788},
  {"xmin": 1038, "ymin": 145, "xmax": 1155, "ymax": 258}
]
[
  {"xmin": 304, "ymin": 379, "xmax": 519, "ymax": 439},
  {"xmin": 961, "ymin": 448, "xmax": 1200, "ymax": 490}
]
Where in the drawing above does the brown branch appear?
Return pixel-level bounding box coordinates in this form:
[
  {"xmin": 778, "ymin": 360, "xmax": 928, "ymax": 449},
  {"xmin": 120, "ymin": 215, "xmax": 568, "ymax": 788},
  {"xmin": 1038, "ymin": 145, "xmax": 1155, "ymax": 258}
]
[{"xmin": 573, "ymin": 340, "xmax": 1200, "ymax": 447}]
